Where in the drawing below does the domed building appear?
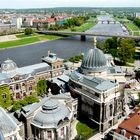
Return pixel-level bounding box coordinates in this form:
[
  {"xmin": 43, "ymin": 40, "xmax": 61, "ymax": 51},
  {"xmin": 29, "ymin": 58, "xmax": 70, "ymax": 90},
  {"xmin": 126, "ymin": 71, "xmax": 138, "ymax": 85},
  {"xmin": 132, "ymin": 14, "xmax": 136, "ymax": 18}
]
[
  {"xmin": 14, "ymin": 95, "xmax": 77, "ymax": 140},
  {"xmin": 69, "ymin": 37, "xmax": 126, "ymax": 132}
]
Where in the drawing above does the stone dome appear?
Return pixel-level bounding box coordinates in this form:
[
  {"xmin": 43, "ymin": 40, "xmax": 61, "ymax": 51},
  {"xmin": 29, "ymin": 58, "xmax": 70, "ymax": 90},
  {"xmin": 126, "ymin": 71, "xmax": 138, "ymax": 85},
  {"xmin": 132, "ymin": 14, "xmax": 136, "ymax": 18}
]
[
  {"xmin": 1, "ymin": 59, "xmax": 18, "ymax": 72},
  {"xmin": 81, "ymin": 47, "xmax": 107, "ymax": 73},
  {"xmin": 32, "ymin": 99, "xmax": 71, "ymax": 128}
]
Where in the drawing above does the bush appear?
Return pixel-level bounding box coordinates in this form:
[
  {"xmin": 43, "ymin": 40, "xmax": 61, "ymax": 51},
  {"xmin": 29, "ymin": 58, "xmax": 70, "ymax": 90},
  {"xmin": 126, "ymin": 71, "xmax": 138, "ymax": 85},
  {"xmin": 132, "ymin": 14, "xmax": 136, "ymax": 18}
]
[
  {"xmin": 24, "ymin": 27, "xmax": 33, "ymax": 35},
  {"xmin": 11, "ymin": 95, "xmax": 39, "ymax": 112}
]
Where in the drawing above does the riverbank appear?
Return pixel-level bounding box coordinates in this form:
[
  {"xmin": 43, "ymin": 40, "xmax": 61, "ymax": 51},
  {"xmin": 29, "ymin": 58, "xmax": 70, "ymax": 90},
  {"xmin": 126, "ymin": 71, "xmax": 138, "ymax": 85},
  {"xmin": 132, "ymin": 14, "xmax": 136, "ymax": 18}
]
[
  {"xmin": 0, "ymin": 21, "xmax": 96, "ymax": 49},
  {"xmin": 124, "ymin": 23, "xmax": 140, "ymax": 36},
  {"xmin": 0, "ymin": 34, "xmax": 62, "ymax": 49}
]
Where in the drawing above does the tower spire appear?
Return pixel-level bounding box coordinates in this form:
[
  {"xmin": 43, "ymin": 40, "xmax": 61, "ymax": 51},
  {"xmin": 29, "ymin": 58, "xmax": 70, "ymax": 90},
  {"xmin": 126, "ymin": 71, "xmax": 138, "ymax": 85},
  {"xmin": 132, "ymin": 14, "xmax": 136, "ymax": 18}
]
[{"xmin": 93, "ymin": 36, "xmax": 97, "ymax": 48}]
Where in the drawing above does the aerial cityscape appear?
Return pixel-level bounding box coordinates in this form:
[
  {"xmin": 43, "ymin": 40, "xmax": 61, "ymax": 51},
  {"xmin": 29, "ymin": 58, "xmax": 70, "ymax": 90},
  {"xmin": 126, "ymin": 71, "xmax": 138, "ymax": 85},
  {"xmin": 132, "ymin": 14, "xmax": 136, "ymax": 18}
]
[{"xmin": 0, "ymin": 0, "xmax": 140, "ymax": 140}]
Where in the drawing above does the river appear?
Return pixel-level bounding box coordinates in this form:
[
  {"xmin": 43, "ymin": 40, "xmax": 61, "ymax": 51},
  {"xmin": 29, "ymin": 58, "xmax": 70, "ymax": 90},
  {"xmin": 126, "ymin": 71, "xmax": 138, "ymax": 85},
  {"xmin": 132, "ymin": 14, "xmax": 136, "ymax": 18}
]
[{"xmin": 0, "ymin": 17, "xmax": 126, "ymax": 67}]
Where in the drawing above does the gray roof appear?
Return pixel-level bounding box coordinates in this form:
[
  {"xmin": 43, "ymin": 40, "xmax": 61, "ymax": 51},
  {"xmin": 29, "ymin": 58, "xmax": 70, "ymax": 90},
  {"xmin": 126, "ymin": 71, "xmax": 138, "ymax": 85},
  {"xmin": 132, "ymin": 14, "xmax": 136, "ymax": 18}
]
[
  {"xmin": 0, "ymin": 107, "xmax": 18, "ymax": 136},
  {"xmin": 70, "ymin": 70, "xmax": 118, "ymax": 92},
  {"xmin": 81, "ymin": 47, "xmax": 107, "ymax": 73},
  {"xmin": 18, "ymin": 94, "xmax": 72, "ymax": 118},
  {"xmin": 0, "ymin": 61, "xmax": 51, "ymax": 83},
  {"xmin": 42, "ymin": 53, "xmax": 63, "ymax": 64},
  {"xmin": 107, "ymin": 66, "xmax": 124, "ymax": 74},
  {"xmin": 50, "ymin": 74, "xmax": 69, "ymax": 86},
  {"xmin": 32, "ymin": 99, "xmax": 71, "ymax": 128}
]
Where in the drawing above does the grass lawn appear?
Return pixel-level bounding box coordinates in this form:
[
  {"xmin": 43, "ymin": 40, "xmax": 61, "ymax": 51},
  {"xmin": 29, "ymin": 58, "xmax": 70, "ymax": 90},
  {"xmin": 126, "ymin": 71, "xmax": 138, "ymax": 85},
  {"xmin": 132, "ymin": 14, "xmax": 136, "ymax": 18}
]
[
  {"xmin": 125, "ymin": 23, "xmax": 140, "ymax": 36},
  {"xmin": 64, "ymin": 21, "xmax": 96, "ymax": 32},
  {"xmin": 125, "ymin": 23, "xmax": 139, "ymax": 31},
  {"xmin": 76, "ymin": 121, "xmax": 95, "ymax": 139},
  {"xmin": 75, "ymin": 22, "xmax": 96, "ymax": 32},
  {"xmin": 16, "ymin": 34, "xmax": 35, "ymax": 38},
  {"xmin": 0, "ymin": 34, "xmax": 62, "ymax": 49}
]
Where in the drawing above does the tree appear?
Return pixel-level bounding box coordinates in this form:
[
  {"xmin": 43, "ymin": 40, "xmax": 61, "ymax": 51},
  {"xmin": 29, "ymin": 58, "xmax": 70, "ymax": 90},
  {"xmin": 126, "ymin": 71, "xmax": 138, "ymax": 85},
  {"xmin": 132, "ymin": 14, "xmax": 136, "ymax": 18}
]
[
  {"xmin": 24, "ymin": 27, "xmax": 33, "ymax": 35},
  {"xmin": 118, "ymin": 38, "xmax": 135, "ymax": 64},
  {"xmin": 25, "ymin": 95, "xmax": 39, "ymax": 104},
  {"xmin": 11, "ymin": 95, "xmax": 39, "ymax": 112},
  {"xmin": 36, "ymin": 80, "xmax": 47, "ymax": 96}
]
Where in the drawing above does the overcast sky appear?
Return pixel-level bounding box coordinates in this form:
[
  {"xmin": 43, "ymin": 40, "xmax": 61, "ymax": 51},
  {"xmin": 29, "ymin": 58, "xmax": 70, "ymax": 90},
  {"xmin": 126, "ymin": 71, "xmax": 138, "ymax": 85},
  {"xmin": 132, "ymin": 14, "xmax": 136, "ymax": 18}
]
[{"xmin": 0, "ymin": 0, "xmax": 140, "ymax": 9}]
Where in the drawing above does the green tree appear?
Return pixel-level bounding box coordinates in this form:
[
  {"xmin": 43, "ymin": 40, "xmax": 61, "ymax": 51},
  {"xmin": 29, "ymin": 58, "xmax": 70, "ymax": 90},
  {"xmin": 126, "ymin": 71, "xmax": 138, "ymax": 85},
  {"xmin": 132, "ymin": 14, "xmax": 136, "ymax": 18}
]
[
  {"xmin": 11, "ymin": 95, "xmax": 39, "ymax": 112},
  {"xmin": 105, "ymin": 37, "xmax": 119, "ymax": 59},
  {"xmin": 24, "ymin": 27, "xmax": 33, "ymax": 35},
  {"xmin": 36, "ymin": 80, "xmax": 47, "ymax": 95},
  {"xmin": 118, "ymin": 38, "xmax": 135, "ymax": 64},
  {"xmin": 12, "ymin": 101, "xmax": 22, "ymax": 112},
  {"xmin": 0, "ymin": 85, "xmax": 11, "ymax": 109},
  {"xmin": 25, "ymin": 95, "xmax": 39, "ymax": 104}
]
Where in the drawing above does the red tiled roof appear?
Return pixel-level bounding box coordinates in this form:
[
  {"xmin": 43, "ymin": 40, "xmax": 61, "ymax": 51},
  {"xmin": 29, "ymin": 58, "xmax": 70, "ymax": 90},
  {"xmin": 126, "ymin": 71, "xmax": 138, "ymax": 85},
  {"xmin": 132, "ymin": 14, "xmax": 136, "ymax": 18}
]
[
  {"xmin": 32, "ymin": 18, "xmax": 55, "ymax": 23},
  {"xmin": 116, "ymin": 107, "xmax": 140, "ymax": 139}
]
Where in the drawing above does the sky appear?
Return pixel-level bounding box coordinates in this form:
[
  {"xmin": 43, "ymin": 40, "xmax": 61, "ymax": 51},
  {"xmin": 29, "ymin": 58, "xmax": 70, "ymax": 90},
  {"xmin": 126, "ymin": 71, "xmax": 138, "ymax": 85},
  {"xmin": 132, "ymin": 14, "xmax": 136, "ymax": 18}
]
[{"xmin": 0, "ymin": 0, "xmax": 140, "ymax": 9}]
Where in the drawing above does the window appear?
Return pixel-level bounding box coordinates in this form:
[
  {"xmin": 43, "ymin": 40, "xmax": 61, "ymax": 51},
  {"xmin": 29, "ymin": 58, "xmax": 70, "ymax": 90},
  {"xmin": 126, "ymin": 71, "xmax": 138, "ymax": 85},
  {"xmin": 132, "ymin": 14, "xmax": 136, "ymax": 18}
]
[
  {"xmin": 47, "ymin": 131, "xmax": 52, "ymax": 139},
  {"xmin": 133, "ymin": 135, "xmax": 138, "ymax": 140},
  {"xmin": 61, "ymin": 127, "xmax": 64, "ymax": 136},
  {"xmin": 29, "ymin": 86, "xmax": 32, "ymax": 91},
  {"xmin": 16, "ymin": 84, "xmax": 19, "ymax": 90},
  {"xmin": 2, "ymin": 93, "xmax": 6, "ymax": 99},
  {"xmin": 120, "ymin": 129, "xmax": 126, "ymax": 136}
]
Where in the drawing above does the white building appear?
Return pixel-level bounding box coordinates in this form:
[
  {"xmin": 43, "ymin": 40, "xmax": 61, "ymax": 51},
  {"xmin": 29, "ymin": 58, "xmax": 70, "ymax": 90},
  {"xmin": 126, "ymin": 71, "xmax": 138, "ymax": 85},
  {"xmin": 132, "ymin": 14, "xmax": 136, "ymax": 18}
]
[{"xmin": 12, "ymin": 17, "xmax": 23, "ymax": 29}]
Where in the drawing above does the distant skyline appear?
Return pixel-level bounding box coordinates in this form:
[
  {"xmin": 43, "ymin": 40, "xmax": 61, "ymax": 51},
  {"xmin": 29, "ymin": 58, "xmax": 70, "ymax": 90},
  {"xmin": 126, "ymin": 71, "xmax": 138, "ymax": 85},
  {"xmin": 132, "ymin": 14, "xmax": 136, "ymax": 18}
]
[{"xmin": 0, "ymin": 0, "xmax": 140, "ymax": 9}]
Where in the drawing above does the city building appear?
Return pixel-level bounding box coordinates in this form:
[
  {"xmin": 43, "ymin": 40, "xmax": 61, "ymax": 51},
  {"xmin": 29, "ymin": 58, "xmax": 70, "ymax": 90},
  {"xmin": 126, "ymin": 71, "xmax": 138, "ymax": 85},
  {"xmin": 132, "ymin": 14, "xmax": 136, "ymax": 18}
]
[
  {"xmin": 12, "ymin": 17, "xmax": 23, "ymax": 29},
  {"xmin": 13, "ymin": 94, "xmax": 78, "ymax": 140},
  {"xmin": 0, "ymin": 59, "xmax": 51, "ymax": 102},
  {"xmin": 69, "ymin": 37, "xmax": 126, "ymax": 132},
  {"xmin": 0, "ymin": 52, "xmax": 64, "ymax": 105},
  {"xmin": 0, "ymin": 107, "xmax": 23, "ymax": 140},
  {"xmin": 135, "ymin": 13, "xmax": 140, "ymax": 19},
  {"xmin": 42, "ymin": 51, "xmax": 64, "ymax": 77},
  {"xmin": 113, "ymin": 106, "xmax": 140, "ymax": 140},
  {"xmin": 32, "ymin": 18, "xmax": 56, "ymax": 28}
]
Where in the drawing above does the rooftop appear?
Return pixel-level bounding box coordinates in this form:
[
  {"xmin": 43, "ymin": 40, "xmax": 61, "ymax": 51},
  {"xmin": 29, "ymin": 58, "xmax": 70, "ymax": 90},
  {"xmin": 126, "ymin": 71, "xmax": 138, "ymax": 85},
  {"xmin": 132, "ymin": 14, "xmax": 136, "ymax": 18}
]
[{"xmin": 117, "ymin": 106, "xmax": 140, "ymax": 138}]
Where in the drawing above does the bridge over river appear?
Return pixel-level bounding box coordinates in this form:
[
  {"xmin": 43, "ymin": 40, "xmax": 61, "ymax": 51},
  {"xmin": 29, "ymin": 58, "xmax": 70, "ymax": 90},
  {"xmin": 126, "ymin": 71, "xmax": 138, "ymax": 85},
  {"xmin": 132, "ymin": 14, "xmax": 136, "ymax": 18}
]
[{"xmin": 37, "ymin": 30, "xmax": 140, "ymax": 41}]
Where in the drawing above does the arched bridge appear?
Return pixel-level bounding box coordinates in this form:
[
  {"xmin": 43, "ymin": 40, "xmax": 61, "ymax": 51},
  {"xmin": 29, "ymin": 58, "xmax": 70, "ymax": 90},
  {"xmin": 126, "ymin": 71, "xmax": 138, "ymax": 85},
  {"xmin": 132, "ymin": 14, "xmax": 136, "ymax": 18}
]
[{"xmin": 37, "ymin": 30, "xmax": 140, "ymax": 41}]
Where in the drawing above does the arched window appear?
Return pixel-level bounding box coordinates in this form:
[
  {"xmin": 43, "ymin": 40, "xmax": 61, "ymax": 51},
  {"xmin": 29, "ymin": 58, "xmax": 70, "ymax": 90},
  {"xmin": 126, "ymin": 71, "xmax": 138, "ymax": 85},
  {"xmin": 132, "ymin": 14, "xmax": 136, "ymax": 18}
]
[{"xmin": 2, "ymin": 93, "xmax": 6, "ymax": 99}]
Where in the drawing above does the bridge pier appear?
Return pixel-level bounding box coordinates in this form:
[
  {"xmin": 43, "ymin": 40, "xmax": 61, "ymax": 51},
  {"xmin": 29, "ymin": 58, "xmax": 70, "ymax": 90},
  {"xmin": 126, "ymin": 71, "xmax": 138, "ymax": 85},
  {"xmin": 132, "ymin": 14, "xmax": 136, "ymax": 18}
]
[{"xmin": 81, "ymin": 35, "xmax": 86, "ymax": 41}]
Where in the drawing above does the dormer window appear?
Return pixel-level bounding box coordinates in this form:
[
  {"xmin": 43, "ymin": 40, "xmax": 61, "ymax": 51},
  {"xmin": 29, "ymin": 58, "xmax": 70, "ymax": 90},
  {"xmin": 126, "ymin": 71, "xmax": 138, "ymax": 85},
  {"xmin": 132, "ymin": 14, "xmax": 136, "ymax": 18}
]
[
  {"xmin": 120, "ymin": 129, "xmax": 126, "ymax": 136},
  {"xmin": 133, "ymin": 135, "xmax": 138, "ymax": 140}
]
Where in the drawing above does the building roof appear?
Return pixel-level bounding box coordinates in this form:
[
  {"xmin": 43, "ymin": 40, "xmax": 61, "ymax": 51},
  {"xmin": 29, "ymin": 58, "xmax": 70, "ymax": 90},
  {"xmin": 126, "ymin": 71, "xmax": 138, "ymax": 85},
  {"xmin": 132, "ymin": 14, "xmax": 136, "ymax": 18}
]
[
  {"xmin": 0, "ymin": 107, "xmax": 19, "ymax": 137},
  {"xmin": 32, "ymin": 18, "xmax": 55, "ymax": 23},
  {"xmin": 32, "ymin": 99, "xmax": 71, "ymax": 128},
  {"xmin": 70, "ymin": 70, "xmax": 118, "ymax": 93},
  {"xmin": 116, "ymin": 106, "xmax": 140, "ymax": 138},
  {"xmin": 42, "ymin": 53, "xmax": 63, "ymax": 64},
  {"xmin": 81, "ymin": 47, "xmax": 107, "ymax": 73},
  {"xmin": 1, "ymin": 59, "xmax": 18, "ymax": 73},
  {"xmin": 0, "ymin": 61, "xmax": 51, "ymax": 83},
  {"xmin": 15, "ymin": 95, "xmax": 73, "ymax": 129}
]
